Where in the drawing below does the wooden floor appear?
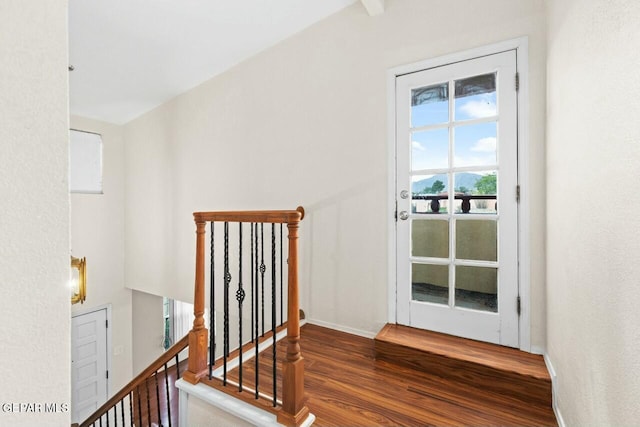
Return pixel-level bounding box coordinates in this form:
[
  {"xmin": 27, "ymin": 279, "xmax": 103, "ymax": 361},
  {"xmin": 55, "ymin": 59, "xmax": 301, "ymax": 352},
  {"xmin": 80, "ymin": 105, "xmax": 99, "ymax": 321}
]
[
  {"xmin": 221, "ymin": 324, "xmax": 557, "ymax": 426},
  {"xmin": 375, "ymin": 323, "xmax": 553, "ymax": 408},
  {"xmin": 375, "ymin": 324, "xmax": 550, "ymax": 380}
]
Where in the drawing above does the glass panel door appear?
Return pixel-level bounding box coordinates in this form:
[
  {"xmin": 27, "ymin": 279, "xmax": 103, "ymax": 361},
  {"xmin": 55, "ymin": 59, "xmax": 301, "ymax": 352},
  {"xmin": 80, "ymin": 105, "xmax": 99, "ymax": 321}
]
[{"xmin": 396, "ymin": 50, "xmax": 519, "ymax": 347}]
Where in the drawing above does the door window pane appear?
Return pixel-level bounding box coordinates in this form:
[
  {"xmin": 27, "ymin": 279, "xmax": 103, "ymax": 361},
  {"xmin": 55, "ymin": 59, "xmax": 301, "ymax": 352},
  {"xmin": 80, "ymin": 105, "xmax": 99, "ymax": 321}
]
[
  {"xmin": 412, "ymin": 263, "xmax": 449, "ymax": 305},
  {"xmin": 412, "ymin": 128, "xmax": 449, "ymax": 171},
  {"xmin": 456, "ymin": 220, "xmax": 497, "ymax": 262},
  {"xmin": 412, "ymin": 174, "xmax": 449, "ymax": 214},
  {"xmin": 453, "ymin": 171, "xmax": 497, "ymax": 214},
  {"xmin": 411, "ymin": 83, "xmax": 449, "ymax": 127},
  {"xmin": 455, "ymin": 266, "xmax": 497, "ymax": 312},
  {"xmin": 412, "ymin": 219, "xmax": 449, "ymax": 258},
  {"xmin": 454, "ymin": 122, "xmax": 497, "ymax": 168},
  {"xmin": 454, "ymin": 73, "xmax": 497, "ymax": 121}
]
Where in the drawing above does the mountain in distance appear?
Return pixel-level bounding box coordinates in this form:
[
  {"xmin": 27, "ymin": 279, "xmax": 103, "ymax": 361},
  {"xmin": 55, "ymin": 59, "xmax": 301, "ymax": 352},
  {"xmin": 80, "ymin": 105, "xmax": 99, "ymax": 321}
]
[{"xmin": 411, "ymin": 172, "xmax": 483, "ymax": 193}]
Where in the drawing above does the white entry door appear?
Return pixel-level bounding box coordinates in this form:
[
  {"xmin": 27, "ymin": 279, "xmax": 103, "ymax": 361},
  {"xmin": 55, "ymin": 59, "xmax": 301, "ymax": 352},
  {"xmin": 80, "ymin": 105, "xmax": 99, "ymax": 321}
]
[
  {"xmin": 396, "ymin": 50, "xmax": 519, "ymax": 347},
  {"xmin": 71, "ymin": 308, "xmax": 109, "ymax": 423}
]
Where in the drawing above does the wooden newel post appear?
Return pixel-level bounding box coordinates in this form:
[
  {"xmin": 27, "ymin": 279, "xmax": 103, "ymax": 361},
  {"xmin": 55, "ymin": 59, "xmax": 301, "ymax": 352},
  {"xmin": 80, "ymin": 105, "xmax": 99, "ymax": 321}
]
[
  {"xmin": 184, "ymin": 219, "xmax": 209, "ymax": 384},
  {"xmin": 277, "ymin": 208, "xmax": 310, "ymax": 426}
]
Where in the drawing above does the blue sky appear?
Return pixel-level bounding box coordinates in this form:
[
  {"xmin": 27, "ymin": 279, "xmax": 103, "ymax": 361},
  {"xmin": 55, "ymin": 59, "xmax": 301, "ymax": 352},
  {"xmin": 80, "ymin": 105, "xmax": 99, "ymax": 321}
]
[{"xmin": 410, "ymin": 89, "xmax": 498, "ymax": 175}]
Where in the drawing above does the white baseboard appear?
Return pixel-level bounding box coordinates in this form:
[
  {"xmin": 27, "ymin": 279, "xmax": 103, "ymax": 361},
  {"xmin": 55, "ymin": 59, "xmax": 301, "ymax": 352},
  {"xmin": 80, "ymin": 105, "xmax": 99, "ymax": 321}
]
[
  {"xmin": 555, "ymin": 402, "xmax": 566, "ymax": 427},
  {"xmin": 306, "ymin": 318, "xmax": 377, "ymax": 339},
  {"xmin": 543, "ymin": 353, "xmax": 566, "ymax": 427}
]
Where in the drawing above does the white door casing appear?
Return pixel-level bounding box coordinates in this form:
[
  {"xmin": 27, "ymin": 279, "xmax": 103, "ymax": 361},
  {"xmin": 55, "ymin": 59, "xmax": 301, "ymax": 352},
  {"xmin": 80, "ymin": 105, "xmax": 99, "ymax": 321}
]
[
  {"xmin": 395, "ymin": 50, "xmax": 520, "ymax": 347},
  {"xmin": 71, "ymin": 308, "xmax": 109, "ymax": 423}
]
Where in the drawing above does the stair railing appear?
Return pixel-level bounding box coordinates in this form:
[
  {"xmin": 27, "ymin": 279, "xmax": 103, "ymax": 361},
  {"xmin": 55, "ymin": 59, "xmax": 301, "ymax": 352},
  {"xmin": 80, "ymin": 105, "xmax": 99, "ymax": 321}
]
[
  {"xmin": 79, "ymin": 334, "xmax": 189, "ymax": 427},
  {"xmin": 183, "ymin": 207, "xmax": 309, "ymax": 426}
]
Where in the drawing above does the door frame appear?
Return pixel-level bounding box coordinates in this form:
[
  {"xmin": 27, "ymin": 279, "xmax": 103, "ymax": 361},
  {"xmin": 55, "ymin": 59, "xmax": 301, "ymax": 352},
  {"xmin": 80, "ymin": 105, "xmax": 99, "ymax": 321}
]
[
  {"xmin": 71, "ymin": 304, "xmax": 112, "ymax": 416},
  {"xmin": 386, "ymin": 37, "xmax": 531, "ymax": 352}
]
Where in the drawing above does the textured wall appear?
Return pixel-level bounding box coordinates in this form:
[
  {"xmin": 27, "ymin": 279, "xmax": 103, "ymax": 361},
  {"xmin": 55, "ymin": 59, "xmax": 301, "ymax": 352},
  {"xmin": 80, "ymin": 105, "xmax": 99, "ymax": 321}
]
[
  {"xmin": 546, "ymin": 0, "xmax": 640, "ymax": 424},
  {"xmin": 70, "ymin": 116, "xmax": 133, "ymax": 393},
  {"xmin": 124, "ymin": 0, "xmax": 547, "ymax": 346},
  {"xmin": 0, "ymin": 1, "xmax": 70, "ymax": 425}
]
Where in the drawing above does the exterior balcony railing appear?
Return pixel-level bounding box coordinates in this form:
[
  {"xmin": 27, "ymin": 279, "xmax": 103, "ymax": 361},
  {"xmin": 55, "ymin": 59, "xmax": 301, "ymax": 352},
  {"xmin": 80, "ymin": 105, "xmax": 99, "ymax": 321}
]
[{"xmin": 412, "ymin": 193, "xmax": 497, "ymax": 214}]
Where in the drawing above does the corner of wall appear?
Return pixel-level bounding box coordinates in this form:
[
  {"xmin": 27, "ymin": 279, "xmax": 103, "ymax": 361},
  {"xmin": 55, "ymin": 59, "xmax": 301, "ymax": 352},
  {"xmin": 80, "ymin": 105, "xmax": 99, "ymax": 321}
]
[
  {"xmin": 543, "ymin": 353, "xmax": 565, "ymax": 427},
  {"xmin": 0, "ymin": 1, "xmax": 71, "ymax": 425}
]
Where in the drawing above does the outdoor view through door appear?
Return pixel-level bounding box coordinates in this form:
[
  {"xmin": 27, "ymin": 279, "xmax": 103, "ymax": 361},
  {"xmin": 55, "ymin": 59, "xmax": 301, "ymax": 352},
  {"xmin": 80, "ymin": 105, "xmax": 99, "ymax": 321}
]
[{"xmin": 396, "ymin": 50, "xmax": 519, "ymax": 347}]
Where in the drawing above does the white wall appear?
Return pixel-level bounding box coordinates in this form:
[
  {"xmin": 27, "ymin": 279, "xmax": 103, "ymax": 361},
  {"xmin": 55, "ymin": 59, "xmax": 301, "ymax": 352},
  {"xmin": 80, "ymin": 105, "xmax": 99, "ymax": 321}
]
[
  {"xmin": 70, "ymin": 116, "xmax": 133, "ymax": 393},
  {"xmin": 177, "ymin": 381, "xmax": 281, "ymax": 427},
  {"xmin": 0, "ymin": 1, "xmax": 70, "ymax": 425},
  {"xmin": 187, "ymin": 396, "xmax": 253, "ymax": 427},
  {"xmin": 124, "ymin": 0, "xmax": 547, "ymax": 347},
  {"xmin": 132, "ymin": 290, "xmax": 165, "ymax": 373},
  {"xmin": 546, "ymin": 0, "xmax": 640, "ymax": 424}
]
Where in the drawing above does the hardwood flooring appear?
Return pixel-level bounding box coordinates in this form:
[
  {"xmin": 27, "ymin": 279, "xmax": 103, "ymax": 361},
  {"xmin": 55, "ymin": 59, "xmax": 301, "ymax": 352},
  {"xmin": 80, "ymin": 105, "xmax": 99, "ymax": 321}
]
[
  {"xmin": 219, "ymin": 323, "xmax": 557, "ymax": 426},
  {"xmin": 375, "ymin": 323, "xmax": 552, "ymax": 408},
  {"xmin": 375, "ymin": 324, "xmax": 550, "ymax": 380}
]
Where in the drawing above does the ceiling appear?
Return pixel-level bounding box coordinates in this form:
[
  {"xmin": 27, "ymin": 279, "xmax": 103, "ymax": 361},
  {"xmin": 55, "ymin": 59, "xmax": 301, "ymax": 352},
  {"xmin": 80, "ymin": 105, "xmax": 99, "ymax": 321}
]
[{"xmin": 69, "ymin": 0, "xmax": 359, "ymax": 125}]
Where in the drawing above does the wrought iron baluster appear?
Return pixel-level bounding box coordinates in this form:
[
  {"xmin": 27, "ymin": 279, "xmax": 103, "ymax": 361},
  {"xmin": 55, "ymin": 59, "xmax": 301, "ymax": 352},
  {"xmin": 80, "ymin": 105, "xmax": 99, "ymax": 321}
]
[
  {"xmin": 113, "ymin": 403, "xmax": 117, "ymax": 427},
  {"xmin": 260, "ymin": 223, "xmax": 265, "ymax": 336},
  {"xmin": 254, "ymin": 223, "xmax": 260, "ymax": 399},
  {"xmin": 271, "ymin": 223, "xmax": 277, "ymax": 406},
  {"xmin": 209, "ymin": 221, "xmax": 215, "ymax": 380},
  {"xmin": 175, "ymin": 354, "xmax": 180, "ymax": 379},
  {"xmin": 164, "ymin": 362, "xmax": 172, "ymax": 427},
  {"xmin": 106, "ymin": 409, "xmax": 110, "ymax": 427},
  {"xmin": 99, "ymin": 415, "xmax": 102, "ymax": 427},
  {"xmin": 280, "ymin": 223, "xmax": 283, "ymax": 326},
  {"xmin": 223, "ymin": 222, "xmax": 231, "ymax": 385},
  {"xmin": 237, "ymin": 222, "xmax": 245, "ymax": 392},
  {"xmin": 154, "ymin": 372, "xmax": 161, "ymax": 426}
]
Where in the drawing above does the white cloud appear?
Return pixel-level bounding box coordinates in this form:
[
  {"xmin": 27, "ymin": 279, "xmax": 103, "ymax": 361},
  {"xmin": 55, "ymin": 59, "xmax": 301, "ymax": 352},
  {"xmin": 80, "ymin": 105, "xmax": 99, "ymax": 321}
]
[
  {"xmin": 454, "ymin": 154, "xmax": 496, "ymax": 167},
  {"xmin": 459, "ymin": 97, "xmax": 496, "ymax": 119},
  {"xmin": 412, "ymin": 140, "xmax": 426, "ymax": 151},
  {"xmin": 471, "ymin": 137, "xmax": 497, "ymax": 152}
]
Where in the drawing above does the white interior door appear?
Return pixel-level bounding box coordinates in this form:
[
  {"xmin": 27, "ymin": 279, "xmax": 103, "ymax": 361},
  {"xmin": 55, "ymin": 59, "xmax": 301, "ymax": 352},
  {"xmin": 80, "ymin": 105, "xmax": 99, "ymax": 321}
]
[
  {"xmin": 396, "ymin": 50, "xmax": 519, "ymax": 347},
  {"xmin": 71, "ymin": 308, "xmax": 108, "ymax": 423}
]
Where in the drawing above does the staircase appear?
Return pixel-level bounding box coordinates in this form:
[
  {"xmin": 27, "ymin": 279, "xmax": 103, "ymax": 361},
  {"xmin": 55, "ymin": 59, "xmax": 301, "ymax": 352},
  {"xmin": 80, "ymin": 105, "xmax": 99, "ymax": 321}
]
[
  {"xmin": 77, "ymin": 207, "xmax": 309, "ymax": 427},
  {"xmin": 374, "ymin": 324, "xmax": 553, "ymax": 411},
  {"xmin": 77, "ymin": 335, "xmax": 188, "ymax": 427}
]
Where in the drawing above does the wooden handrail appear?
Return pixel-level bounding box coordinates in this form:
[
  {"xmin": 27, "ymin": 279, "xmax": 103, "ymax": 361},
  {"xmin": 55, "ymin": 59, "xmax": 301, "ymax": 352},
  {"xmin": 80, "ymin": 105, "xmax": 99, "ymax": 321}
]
[
  {"xmin": 79, "ymin": 334, "xmax": 189, "ymax": 427},
  {"xmin": 193, "ymin": 206, "xmax": 304, "ymax": 224},
  {"xmin": 413, "ymin": 194, "xmax": 497, "ymax": 214},
  {"xmin": 184, "ymin": 205, "xmax": 309, "ymax": 426}
]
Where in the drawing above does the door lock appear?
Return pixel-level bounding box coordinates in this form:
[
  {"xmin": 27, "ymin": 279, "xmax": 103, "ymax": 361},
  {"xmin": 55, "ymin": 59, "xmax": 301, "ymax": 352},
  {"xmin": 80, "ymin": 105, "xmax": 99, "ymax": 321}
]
[
  {"xmin": 400, "ymin": 190, "xmax": 410, "ymax": 199},
  {"xmin": 398, "ymin": 211, "xmax": 409, "ymax": 220}
]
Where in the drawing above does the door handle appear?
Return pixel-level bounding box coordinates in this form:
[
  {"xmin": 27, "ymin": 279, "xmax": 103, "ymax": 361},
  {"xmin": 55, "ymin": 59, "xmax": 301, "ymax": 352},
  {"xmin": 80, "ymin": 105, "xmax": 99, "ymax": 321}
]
[{"xmin": 399, "ymin": 211, "xmax": 409, "ymax": 220}]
